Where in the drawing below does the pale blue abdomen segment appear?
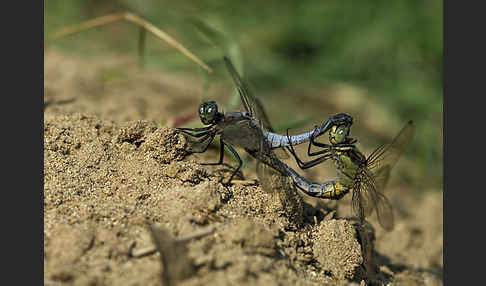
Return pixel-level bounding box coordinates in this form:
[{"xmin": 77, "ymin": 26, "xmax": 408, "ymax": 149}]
[{"xmin": 263, "ymin": 130, "xmax": 316, "ymax": 149}]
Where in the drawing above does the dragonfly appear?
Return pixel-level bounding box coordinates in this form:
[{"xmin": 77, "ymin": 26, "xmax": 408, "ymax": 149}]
[
  {"xmin": 285, "ymin": 119, "xmax": 415, "ymax": 231},
  {"xmin": 176, "ymin": 57, "xmax": 349, "ymax": 189}
]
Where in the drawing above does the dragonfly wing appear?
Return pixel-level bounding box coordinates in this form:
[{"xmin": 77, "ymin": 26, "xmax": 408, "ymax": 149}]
[
  {"xmin": 351, "ymin": 182, "xmax": 374, "ymax": 222},
  {"xmin": 252, "ymin": 95, "xmax": 290, "ymax": 159},
  {"xmin": 374, "ymin": 192, "xmax": 394, "ymax": 231},
  {"xmin": 351, "ymin": 121, "xmax": 413, "ymax": 230},
  {"xmin": 361, "ymin": 171, "xmax": 395, "ymax": 231},
  {"xmin": 351, "ymin": 189, "xmax": 363, "ymax": 222},
  {"xmin": 256, "ymin": 161, "xmax": 273, "ymax": 193},
  {"xmin": 367, "ymin": 121, "xmax": 415, "ymax": 175},
  {"xmin": 273, "ymin": 147, "xmax": 290, "ymax": 159},
  {"xmin": 223, "ymin": 57, "xmax": 257, "ymax": 119},
  {"xmin": 257, "ymin": 161, "xmax": 286, "ymax": 193},
  {"xmin": 248, "ymin": 92, "xmax": 291, "ymax": 159},
  {"xmin": 372, "ymin": 164, "xmax": 392, "ymax": 195},
  {"xmin": 250, "ymin": 93, "xmax": 273, "ymax": 132},
  {"xmin": 361, "ymin": 184, "xmax": 375, "ymax": 218},
  {"xmin": 224, "ymin": 56, "xmax": 289, "ymax": 192},
  {"xmin": 366, "ymin": 121, "xmax": 415, "ymax": 195},
  {"xmin": 223, "ymin": 57, "xmax": 289, "ymax": 160}
]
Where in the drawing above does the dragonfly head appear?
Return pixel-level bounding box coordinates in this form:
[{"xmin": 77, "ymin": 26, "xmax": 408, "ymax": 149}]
[
  {"xmin": 329, "ymin": 125, "xmax": 350, "ymax": 144},
  {"xmin": 199, "ymin": 101, "xmax": 220, "ymax": 125},
  {"xmin": 328, "ymin": 113, "xmax": 353, "ymax": 144}
]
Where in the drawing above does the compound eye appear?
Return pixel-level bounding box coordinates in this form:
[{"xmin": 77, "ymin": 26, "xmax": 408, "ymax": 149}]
[
  {"xmin": 199, "ymin": 106, "xmax": 204, "ymax": 114},
  {"xmin": 207, "ymin": 107, "xmax": 213, "ymax": 114}
]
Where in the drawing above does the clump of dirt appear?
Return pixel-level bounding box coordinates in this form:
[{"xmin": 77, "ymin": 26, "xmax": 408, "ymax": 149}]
[
  {"xmin": 313, "ymin": 219, "xmax": 364, "ymax": 280},
  {"xmin": 44, "ymin": 50, "xmax": 443, "ymax": 286}
]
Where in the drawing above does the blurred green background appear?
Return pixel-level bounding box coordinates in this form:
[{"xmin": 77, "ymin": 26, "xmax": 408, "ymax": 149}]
[{"xmin": 45, "ymin": 0, "xmax": 442, "ymax": 192}]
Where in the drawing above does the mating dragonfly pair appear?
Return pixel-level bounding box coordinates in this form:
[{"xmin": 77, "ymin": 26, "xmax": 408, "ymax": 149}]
[{"xmin": 177, "ymin": 57, "xmax": 414, "ymax": 231}]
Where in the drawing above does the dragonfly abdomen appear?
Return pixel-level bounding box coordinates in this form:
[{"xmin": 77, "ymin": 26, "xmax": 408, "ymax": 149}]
[
  {"xmin": 264, "ymin": 130, "xmax": 315, "ymax": 149},
  {"xmin": 318, "ymin": 180, "xmax": 350, "ymax": 199},
  {"xmin": 282, "ymin": 163, "xmax": 350, "ymax": 199}
]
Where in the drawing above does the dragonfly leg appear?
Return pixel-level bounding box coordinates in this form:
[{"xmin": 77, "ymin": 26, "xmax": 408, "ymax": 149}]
[
  {"xmin": 184, "ymin": 133, "xmax": 216, "ymax": 154},
  {"xmin": 297, "ymin": 154, "xmax": 333, "ymax": 169},
  {"xmin": 221, "ymin": 141, "xmax": 242, "ymax": 186},
  {"xmin": 307, "ymin": 126, "xmax": 355, "ymax": 155},
  {"xmin": 286, "ymin": 128, "xmax": 332, "ymax": 169},
  {"xmin": 307, "ymin": 142, "xmax": 330, "ymax": 156},
  {"xmin": 177, "ymin": 129, "xmax": 211, "ymax": 138},
  {"xmin": 200, "ymin": 137, "xmax": 225, "ymax": 165},
  {"xmin": 197, "ymin": 138, "xmax": 242, "ymax": 185},
  {"xmin": 307, "ymin": 129, "xmax": 332, "ymax": 155},
  {"xmin": 285, "ymin": 127, "xmax": 330, "ymax": 156},
  {"xmin": 192, "ymin": 133, "xmax": 213, "ymax": 143},
  {"xmin": 176, "ymin": 126, "xmax": 213, "ymax": 132}
]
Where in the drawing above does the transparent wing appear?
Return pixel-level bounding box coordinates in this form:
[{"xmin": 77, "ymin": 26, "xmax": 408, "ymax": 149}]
[
  {"xmin": 371, "ymin": 164, "xmax": 392, "ymax": 196},
  {"xmin": 365, "ymin": 120, "xmax": 414, "ymax": 197},
  {"xmin": 223, "ymin": 57, "xmax": 289, "ymax": 158},
  {"xmin": 351, "ymin": 168, "xmax": 394, "ymax": 231},
  {"xmin": 374, "ymin": 193, "xmax": 394, "ymax": 231},
  {"xmin": 367, "ymin": 121, "xmax": 415, "ymax": 177},
  {"xmin": 352, "ymin": 183, "xmax": 374, "ymax": 219},
  {"xmin": 250, "ymin": 93, "xmax": 275, "ymax": 133},
  {"xmin": 256, "ymin": 161, "xmax": 281, "ymax": 193},
  {"xmin": 224, "ymin": 56, "xmax": 289, "ymax": 193},
  {"xmin": 361, "ymin": 172, "xmax": 394, "ymax": 231},
  {"xmin": 350, "ymin": 122, "xmax": 413, "ymax": 231},
  {"xmin": 224, "ymin": 57, "xmax": 262, "ymax": 125},
  {"xmin": 351, "ymin": 188, "xmax": 365, "ymax": 222},
  {"xmin": 252, "ymin": 95, "xmax": 289, "ymax": 159}
]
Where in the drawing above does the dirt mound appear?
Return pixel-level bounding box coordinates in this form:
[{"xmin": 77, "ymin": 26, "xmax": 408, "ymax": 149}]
[{"xmin": 44, "ymin": 112, "xmax": 442, "ymax": 286}]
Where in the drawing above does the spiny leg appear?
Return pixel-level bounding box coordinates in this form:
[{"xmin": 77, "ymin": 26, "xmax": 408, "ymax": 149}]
[
  {"xmin": 308, "ymin": 130, "xmax": 331, "ymax": 156},
  {"xmin": 183, "ymin": 133, "xmax": 214, "ymax": 154},
  {"xmin": 292, "ymin": 151, "xmax": 333, "ymax": 169},
  {"xmin": 311, "ymin": 137, "xmax": 355, "ymax": 150},
  {"xmin": 177, "ymin": 126, "xmax": 213, "ymax": 132},
  {"xmin": 309, "ymin": 131, "xmax": 355, "ymax": 152},
  {"xmin": 179, "ymin": 130, "xmax": 209, "ymax": 138},
  {"xmin": 303, "ymin": 128, "xmax": 356, "ymax": 157},
  {"xmin": 176, "ymin": 126, "xmax": 213, "ymax": 138},
  {"xmin": 176, "ymin": 127, "xmax": 215, "ymax": 153},
  {"xmin": 221, "ymin": 141, "xmax": 243, "ymax": 185},
  {"xmin": 196, "ymin": 138, "xmax": 242, "ymax": 185},
  {"xmin": 191, "ymin": 133, "xmax": 213, "ymax": 144},
  {"xmin": 185, "ymin": 133, "xmax": 216, "ymax": 154},
  {"xmin": 200, "ymin": 137, "xmax": 225, "ymax": 165},
  {"xmin": 308, "ymin": 141, "xmax": 331, "ymax": 156},
  {"xmin": 286, "ymin": 128, "xmax": 332, "ymax": 169}
]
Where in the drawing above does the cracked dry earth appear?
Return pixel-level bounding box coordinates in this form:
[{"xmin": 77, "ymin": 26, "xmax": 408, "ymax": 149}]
[{"xmin": 44, "ymin": 50, "xmax": 443, "ymax": 286}]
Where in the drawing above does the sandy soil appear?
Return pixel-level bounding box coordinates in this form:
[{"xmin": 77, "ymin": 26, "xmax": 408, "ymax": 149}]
[{"xmin": 44, "ymin": 50, "xmax": 443, "ymax": 286}]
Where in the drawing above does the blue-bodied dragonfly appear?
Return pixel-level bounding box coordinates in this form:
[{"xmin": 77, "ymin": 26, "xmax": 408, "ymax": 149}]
[
  {"xmin": 285, "ymin": 119, "xmax": 415, "ymax": 231},
  {"xmin": 176, "ymin": 57, "xmax": 348, "ymax": 190}
]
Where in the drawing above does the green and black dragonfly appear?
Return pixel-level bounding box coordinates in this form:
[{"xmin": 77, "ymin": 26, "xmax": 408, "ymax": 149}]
[
  {"xmin": 176, "ymin": 57, "xmax": 348, "ymax": 190},
  {"xmin": 285, "ymin": 119, "xmax": 415, "ymax": 230}
]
